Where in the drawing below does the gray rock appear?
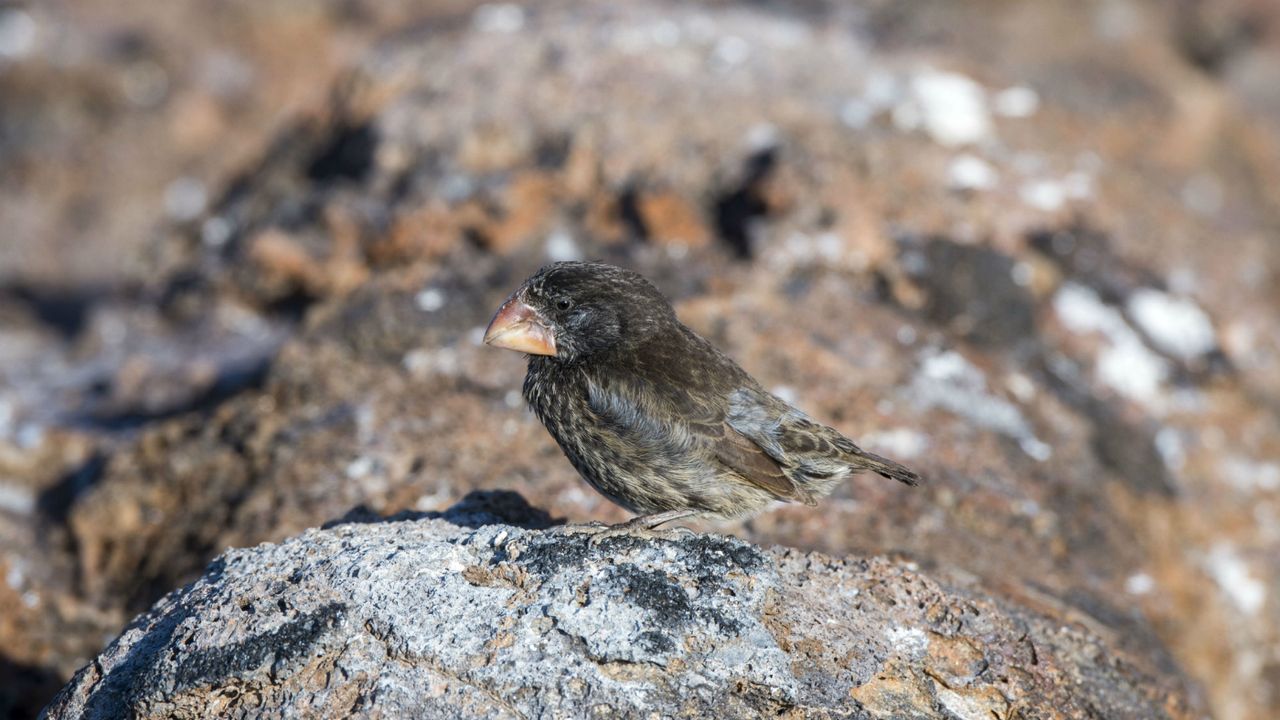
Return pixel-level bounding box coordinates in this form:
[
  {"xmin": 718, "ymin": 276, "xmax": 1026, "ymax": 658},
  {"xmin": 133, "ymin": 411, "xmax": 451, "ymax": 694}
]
[{"xmin": 44, "ymin": 493, "xmax": 1199, "ymax": 719}]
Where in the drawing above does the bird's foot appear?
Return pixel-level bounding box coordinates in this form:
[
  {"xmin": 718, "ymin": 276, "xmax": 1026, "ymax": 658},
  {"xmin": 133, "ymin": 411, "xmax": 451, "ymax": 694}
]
[
  {"xmin": 584, "ymin": 524, "xmax": 694, "ymax": 546},
  {"xmin": 546, "ymin": 510, "xmax": 700, "ymax": 544},
  {"xmin": 546, "ymin": 520, "xmax": 609, "ymax": 537},
  {"xmin": 576, "ymin": 510, "xmax": 700, "ymax": 546}
]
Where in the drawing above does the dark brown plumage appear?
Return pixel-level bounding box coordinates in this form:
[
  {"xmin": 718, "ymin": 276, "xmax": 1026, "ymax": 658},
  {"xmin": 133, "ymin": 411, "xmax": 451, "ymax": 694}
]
[{"xmin": 484, "ymin": 261, "xmax": 919, "ymax": 529}]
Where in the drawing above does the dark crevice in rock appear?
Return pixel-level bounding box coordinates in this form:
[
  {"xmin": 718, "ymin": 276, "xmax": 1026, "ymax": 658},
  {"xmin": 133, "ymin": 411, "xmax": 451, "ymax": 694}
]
[
  {"xmin": 261, "ymin": 286, "xmax": 320, "ymax": 324},
  {"xmin": 68, "ymin": 352, "xmax": 275, "ymax": 433},
  {"xmin": 305, "ymin": 122, "xmax": 378, "ymax": 184},
  {"xmin": 0, "ymin": 282, "xmax": 131, "ymax": 340},
  {"xmin": 713, "ymin": 147, "xmax": 777, "ymax": 259},
  {"xmin": 0, "ymin": 655, "xmax": 64, "ymax": 720},
  {"xmin": 1175, "ymin": 6, "xmax": 1265, "ymax": 75},
  {"xmin": 618, "ymin": 183, "xmax": 650, "ymax": 241},
  {"xmin": 37, "ymin": 453, "xmax": 107, "ymax": 526},
  {"xmin": 533, "ymin": 133, "xmax": 572, "ymax": 170}
]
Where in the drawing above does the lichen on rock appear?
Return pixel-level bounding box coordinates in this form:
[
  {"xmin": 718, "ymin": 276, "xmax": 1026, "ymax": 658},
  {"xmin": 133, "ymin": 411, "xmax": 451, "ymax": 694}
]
[{"xmin": 45, "ymin": 492, "xmax": 1200, "ymax": 719}]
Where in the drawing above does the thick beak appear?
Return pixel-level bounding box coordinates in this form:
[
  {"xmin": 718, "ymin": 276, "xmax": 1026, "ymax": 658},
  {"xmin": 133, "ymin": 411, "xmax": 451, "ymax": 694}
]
[{"xmin": 483, "ymin": 292, "xmax": 557, "ymax": 356}]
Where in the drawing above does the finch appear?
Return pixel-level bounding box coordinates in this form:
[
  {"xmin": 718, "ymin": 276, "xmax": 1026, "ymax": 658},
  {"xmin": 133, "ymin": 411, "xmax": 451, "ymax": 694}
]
[{"xmin": 484, "ymin": 261, "xmax": 919, "ymax": 530}]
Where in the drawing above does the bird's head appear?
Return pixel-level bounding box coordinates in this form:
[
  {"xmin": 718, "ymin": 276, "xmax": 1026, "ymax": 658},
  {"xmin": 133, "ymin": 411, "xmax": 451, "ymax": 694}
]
[{"xmin": 483, "ymin": 262, "xmax": 675, "ymax": 364}]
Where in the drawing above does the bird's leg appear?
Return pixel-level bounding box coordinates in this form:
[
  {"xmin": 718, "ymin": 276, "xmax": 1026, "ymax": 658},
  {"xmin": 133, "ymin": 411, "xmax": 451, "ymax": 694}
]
[
  {"xmin": 578, "ymin": 509, "xmax": 700, "ymax": 545},
  {"xmin": 548, "ymin": 510, "xmax": 700, "ymax": 543}
]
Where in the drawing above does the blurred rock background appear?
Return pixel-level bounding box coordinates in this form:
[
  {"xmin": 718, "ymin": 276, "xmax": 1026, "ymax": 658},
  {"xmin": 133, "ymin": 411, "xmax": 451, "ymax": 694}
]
[{"xmin": 1, "ymin": 0, "xmax": 1278, "ymax": 717}]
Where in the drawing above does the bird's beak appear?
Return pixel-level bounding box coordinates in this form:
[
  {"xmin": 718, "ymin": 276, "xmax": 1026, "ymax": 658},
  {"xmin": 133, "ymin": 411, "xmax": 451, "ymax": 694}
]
[{"xmin": 483, "ymin": 292, "xmax": 557, "ymax": 356}]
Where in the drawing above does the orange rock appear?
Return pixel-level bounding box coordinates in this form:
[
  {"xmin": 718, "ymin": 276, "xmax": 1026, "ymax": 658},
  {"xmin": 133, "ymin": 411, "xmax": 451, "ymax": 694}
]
[
  {"xmin": 467, "ymin": 171, "xmax": 560, "ymax": 254},
  {"xmin": 376, "ymin": 203, "xmax": 462, "ymax": 265},
  {"xmin": 248, "ymin": 228, "xmax": 325, "ymax": 291},
  {"xmin": 459, "ymin": 124, "xmax": 532, "ymax": 174},
  {"xmin": 638, "ymin": 190, "xmax": 712, "ymax": 248}
]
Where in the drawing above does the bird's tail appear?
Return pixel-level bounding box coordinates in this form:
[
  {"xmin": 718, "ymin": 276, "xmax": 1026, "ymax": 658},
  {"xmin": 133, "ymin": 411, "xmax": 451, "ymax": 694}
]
[{"xmin": 855, "ymin": 450, "xmax": 920, "ymax": 486}]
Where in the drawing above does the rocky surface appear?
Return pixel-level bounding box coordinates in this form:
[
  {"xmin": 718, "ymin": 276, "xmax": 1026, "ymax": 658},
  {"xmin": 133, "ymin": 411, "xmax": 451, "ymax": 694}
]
[
  {"xmin": 45, "ymin": 493, "xmax": 1200, "ymax": 719},
  {"xmin": 3, "ymin": 0, "xmax": 1280, "ymax": 717}
]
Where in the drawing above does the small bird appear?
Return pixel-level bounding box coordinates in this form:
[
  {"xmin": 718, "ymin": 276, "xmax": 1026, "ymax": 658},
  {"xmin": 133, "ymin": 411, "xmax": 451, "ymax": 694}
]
[{"xmin": 484, "ymin": 261, "xmax": 919, "ymax": 532}]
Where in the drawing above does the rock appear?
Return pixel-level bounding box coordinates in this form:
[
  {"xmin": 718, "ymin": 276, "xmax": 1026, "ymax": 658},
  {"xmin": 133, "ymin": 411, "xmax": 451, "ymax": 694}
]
[
  {"xmin": 896, "ymin": 236, "xmax": 1037, "ymax": 348},
  {"xmin": 45, "ymin": 493, "xmax": 1200, "ymax": 720}
]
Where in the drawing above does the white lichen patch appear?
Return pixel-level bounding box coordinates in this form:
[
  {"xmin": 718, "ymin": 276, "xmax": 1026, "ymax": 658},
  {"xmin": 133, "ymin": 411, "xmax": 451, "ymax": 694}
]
[
  {"xmin": 712, "ymin": 35, "xmax": 751, "ymax": 67},
  {"xmin": 1020, "ymin": 179, "xmax": 1067, "ymax": 211},
  {"xmin": 610, "ymin": 19, "xmax": 682, "ymax": 53},
  {"xmin": 937, "ymin": 686, "xmax": 1002, "ymax": 720},
  {"xmin": 403, "ymin": 347, "xmax": 463, "ymax": 377},
  {"xmin": 472, "ymin": 3, "xmax": 525, "ymax": 34},
  {"xmin": 1124, "ymin": 573, "xmax": 1155, "ymax": 595},
  {"xmin": 1003, "ymin": 372, "xmax": 1036, "ymax": 403},
  {"xmin": 1155, "ymin": 427, "xmax": 1186, "ymax": 471},
  {"xmin": 0, "ymin": 8, "xmax": 38, "ymax": 60},
  {"xmin": 0, "ymin": 396, "xmax": 13, "ymax": 439},
  {"xmin": 1221, "ymin": 457, "xmax": 1280, "ymax": 493},
  {"xmin": 901, "ymin": 70, "xmax": 992, "ymax": 147},
  {"xmin": 164, "ymin": 177, "xmax": 208, "ymax": 221},
  {"xmin": 885, "ymin": 625, "xmax": 929, "ymax": 657},
  {"xmin": 1126, "ymin": 288, "xmax": 1216, "ymax": 361},
  {"xmin": 948, "ymin": 154, "xmax": 998, "ymax": 191},
  {"xmin": 910, "ymin": 350, "xmax": 1051, "ymax": 460},
  {"xmin": 771, "ymin": 385, "xmax": 797, "ymax": 404},
  {"xmin": 0, "ymin": 483, "xmax": 34, "ymax": 515},
  {"xmin": 346, "ymin": 456, "xmax": 377, "ymax": 480},
  {"xmin": 415, "ymin": 288, "xmax": 446, "ymax": 313},
  {"xmin": 1206, "ymin": 544, "xmax": 1266, "ymax": 615},
  {"xmin": 5, "ymin": 561, "xmax": 24, "ymax": 590},
  {"xmin": 993, "ymin": 85, "xmax": 1040, "ymax": 118},
  {"xmin": 1097, "ymin": 340, "xmax": 1168, "ymax": 407},
  {"xmin": 840, "ymin": 71, "xmax": 899, "ymax": 129},
  {"xmin": 1053, "ymin": 283, "xmax": 1169, "ymax": 406},
  {"xmin": 778, "ymin": 232, "xmax": 859, "ymax": 269},
  {"xmin": 861, "ymin": 428, "xmax": 929, "ymax": 460},
  {"xmin": 546, "ymin": 229, "xmax": 582, "ymax": 262}
]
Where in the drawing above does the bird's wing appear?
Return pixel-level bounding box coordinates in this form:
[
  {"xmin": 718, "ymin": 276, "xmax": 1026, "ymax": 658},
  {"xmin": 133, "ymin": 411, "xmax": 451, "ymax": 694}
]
[
  {"xmin": 726, "ymin": 387, "xmax": 920, "ymax": 487},
  {"xmin": 707, "ymin": 421, "xmax": 805, "ymax": 502},
  {"xmin": 584, "ymin": 377, "xmax": 804, "ymax": 502}
]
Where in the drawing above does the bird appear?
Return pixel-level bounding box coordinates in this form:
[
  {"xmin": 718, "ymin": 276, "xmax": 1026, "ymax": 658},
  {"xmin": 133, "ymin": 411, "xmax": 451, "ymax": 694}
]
[{"xmin": 483, "ymin": 261, "xmax": 919, "ymax": 533}]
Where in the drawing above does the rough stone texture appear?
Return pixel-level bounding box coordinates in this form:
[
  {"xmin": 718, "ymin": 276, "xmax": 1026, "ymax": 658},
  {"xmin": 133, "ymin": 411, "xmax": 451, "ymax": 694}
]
[
  {"xmin": 3, "ymin": 0, "xmax": 1280, "ymax": 718},
  {"xmin": 44, "ymin": 493, "xmax": 1199, "ymax": 720}
]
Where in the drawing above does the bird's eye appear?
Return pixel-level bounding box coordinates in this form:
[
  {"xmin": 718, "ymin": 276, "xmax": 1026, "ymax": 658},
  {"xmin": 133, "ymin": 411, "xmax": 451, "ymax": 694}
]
[{"xmin": 556, "ymin": 298, "xmax": 572, "ymax": 311}]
